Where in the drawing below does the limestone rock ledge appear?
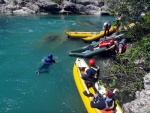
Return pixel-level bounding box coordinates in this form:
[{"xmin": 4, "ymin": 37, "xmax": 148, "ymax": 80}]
[
  {"xmin": 123, "ymin": 73, "xmax": 150, "ymax": 113},
  {"xmin": 0, "ymin": 0, "xmax": 109, "ymax": 15}
]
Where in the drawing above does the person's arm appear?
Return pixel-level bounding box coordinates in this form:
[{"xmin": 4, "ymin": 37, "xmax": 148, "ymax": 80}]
[
  {"xmin": 83, "ymin": 70, "xmax": 96, "ymax": 82},
  {"xmin": 82, "ymin": 68, "xmax": 88, "ymax": 75},
  {"xmin": 85, "ymin": 72, "xmax": 91, "ymax": 78},
  {"xmin": 52, "ymin": 59, "xmax": 59, "ymax": 63},
  {"xmin": 44, "ymin": 58, "xmax": 47, "ymax": 62},
  {"xmin": 41, "ymin": 57, "xmax": 46, "ymax": 62},
  {"xmin": 52, "ymin": 59, "xmax": 56, "ymax": 63},
  {"xmin": 90, "ymin": 97, "xmax": 100, "ymax": 108},
  {"xmin": 113, "ymin": 88, "xmax": 119, "ymax": 94},
  {"xmin": 90, "ymin": 97, "xmax": 105, "ymax": 109},
  {"xmin": 106, "ymin": 44, "xmax": 115, "ymax": 51}
]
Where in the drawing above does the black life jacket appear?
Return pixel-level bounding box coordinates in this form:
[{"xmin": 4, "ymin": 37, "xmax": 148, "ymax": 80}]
[
  {"xmin": 91, "ymin": 65, "xmax": 100, "ymax": 79},
  {"xmin": 104, "ymin": 100, "xmax": 115, "ymax": 111}
]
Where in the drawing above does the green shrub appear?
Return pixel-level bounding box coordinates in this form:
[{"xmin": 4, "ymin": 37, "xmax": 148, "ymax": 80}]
[
  {"xmin": 100, "ymin": 10, "xmax": 150, "ymax": 105},
  {"xmin": 51, "ymin": 0, "xmax": 64, "ymax": 4}
]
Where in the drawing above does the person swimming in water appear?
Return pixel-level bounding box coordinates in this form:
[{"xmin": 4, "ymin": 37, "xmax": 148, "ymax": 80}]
[{"xmin": 35, "ymin": 53, "xmax": 57, "ymax": 74}]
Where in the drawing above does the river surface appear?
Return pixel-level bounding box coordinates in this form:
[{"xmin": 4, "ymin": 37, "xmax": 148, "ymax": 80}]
[{"xmin": 0, "ymin": 14, "xmax": 114, "ymax": 113}]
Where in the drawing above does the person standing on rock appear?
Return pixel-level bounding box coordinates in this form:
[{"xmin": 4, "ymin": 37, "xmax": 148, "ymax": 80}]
[
  {"xmin": 115, "ymin": 14, "xmax": 122, "ymax": 30},
  {"xmin": 103, "ymin": 21, "xmax": 111, "ymax": 38}
]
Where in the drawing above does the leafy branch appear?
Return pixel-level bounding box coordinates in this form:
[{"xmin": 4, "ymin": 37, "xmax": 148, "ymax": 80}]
[{"xmin": 99, "ymin": 1, "xmax": 150, "ymax": 105}]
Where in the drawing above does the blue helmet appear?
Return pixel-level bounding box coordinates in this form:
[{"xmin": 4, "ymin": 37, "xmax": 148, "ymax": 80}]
[{"xmin": 48, "ymin": 54, "xmax": 53, "ymax": 59}]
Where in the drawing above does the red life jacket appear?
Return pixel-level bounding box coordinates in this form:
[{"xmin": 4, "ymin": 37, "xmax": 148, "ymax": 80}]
[
  {"xmin": 101, "ymin": 110, "xmax": 114, "ymax": 113},
  {"xmin": 122, "ymin": 44, "xmax": 127, "ymax": 53},
  {"xmin": 99, "ymin": 40, "xmax": 113, "ymax": 48}
]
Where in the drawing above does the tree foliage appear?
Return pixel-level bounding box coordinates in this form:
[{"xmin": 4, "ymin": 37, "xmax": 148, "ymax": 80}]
[
  {"xmin": 108, "ymin": 0, "xmax": 149, "ymax": 23},
  {"xmin": 51, "ymin": 0, "xmax": 63, "ymax": 4},
  {"xmin": 100, "ymin": 1, "xmax": 150, "ymax": 104}
]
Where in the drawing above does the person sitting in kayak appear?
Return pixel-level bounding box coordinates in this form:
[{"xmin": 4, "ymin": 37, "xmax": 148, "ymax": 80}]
[
  {"xmin": 82, "ymin": 59, "xmax": 100, "ymax": 93},
  {"xmin": 35, "ymin": 53, "xmax": 57, "ymax": 74},
  {"xmin": 90, "ymin": 88, "xmax": 119, "ymax": 112}
]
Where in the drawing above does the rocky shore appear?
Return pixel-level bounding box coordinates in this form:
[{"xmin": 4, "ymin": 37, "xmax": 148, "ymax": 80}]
[
  {"xmin": 123, "ymin": 73, "xmax": 150, "ymax": 113},
  {"xmin": 0, "ymin": 0, "xmax": 110, "ymax": 15}
]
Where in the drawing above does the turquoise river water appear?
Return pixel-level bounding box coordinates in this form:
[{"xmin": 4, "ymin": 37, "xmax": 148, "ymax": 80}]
[{"xmin": 0, "ymin": 14, "xmax": 114, "ymax": 113}]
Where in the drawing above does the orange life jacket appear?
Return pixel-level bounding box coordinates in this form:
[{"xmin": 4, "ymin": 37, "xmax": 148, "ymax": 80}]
[{"xmin": 99, "ymin": 40, "xmax": 114, "ymax": 48}]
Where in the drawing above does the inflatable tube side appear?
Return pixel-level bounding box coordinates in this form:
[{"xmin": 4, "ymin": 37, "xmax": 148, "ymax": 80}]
[
  {"xmin": 82, "ymin": 26, "xmax": 117, "ymax": 42},
  {"xmin": 84, "ymin": 47, "xmax": 107, "ymax": 57},
  {"xmin": 69, "ymin": 46, "xmax": 90, "ymax": 53},
  {"xmin": 69, "ymin": 47, "xmax": 107, "ymax": 57},
  {"xmin": 65, "ymin": 31, "xmax": 97, "ymax": 38},
  {"xmin": 69, "ymin": 52, "xmax": 87, "ymax": 57},
  {"xmin": 69, "ymin": 42, "xmax": 100, "ymax": 53}
]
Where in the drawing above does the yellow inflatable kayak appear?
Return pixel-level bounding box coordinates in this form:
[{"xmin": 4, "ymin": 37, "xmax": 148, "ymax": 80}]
[
  {"xmin": 82, "ymin": 23, "xmax": 135, "ymax": 42},
  {"xmin": 82, "ymin": 26, "xmax": 117, "ymax": 42},
  {"xmin": 120, "ymin": 23, "xmax": 135, "ymax": 31},
  {"xmin": 73, "ymin": 58, "xmax": 123, "ymax": 113},
  {"xmin": 66, "ymin": 23, "xmax": 135, "ymax": 41},
  {"xmin": 65, "ymin": 31, "xmax": 99, "ymax": 38}
]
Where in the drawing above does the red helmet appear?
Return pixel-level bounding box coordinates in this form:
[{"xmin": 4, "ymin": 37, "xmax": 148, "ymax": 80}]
[
  {"xmin": 110, "ymin": 39, "xmax": 114, "ymax": 44},
  {"xmin": 89, "ymin": 59, "xmax": 95, "ymax": 66},
  {"xmin": 106, "ymin": 90, "xmax": 113, "ymax": 98}
]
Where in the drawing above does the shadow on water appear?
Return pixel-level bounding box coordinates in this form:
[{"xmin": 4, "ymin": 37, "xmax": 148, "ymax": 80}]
[
  {"xmin": 77, "ymin": 21, "xmax": 98, "ymax": 27},
  {"xmin": 76, "ymin": 20, "xmax": 100, "ymax": 29},
  {"xmin": 43, "ymin": 34, "xmax": 60, "ymax": 43},
  {"xmin": 66, "ymin": 20, "xmax": 101, "ymax": 32}
]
